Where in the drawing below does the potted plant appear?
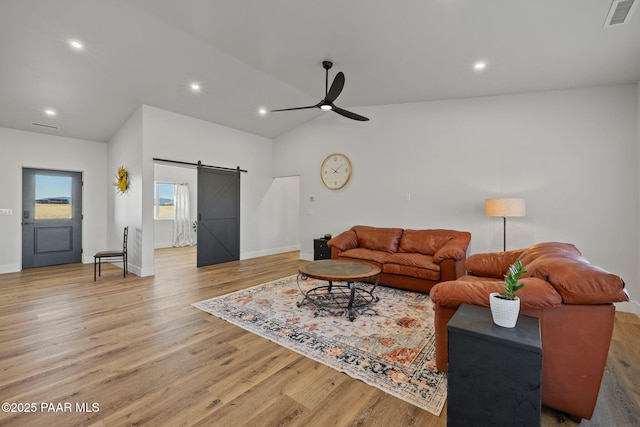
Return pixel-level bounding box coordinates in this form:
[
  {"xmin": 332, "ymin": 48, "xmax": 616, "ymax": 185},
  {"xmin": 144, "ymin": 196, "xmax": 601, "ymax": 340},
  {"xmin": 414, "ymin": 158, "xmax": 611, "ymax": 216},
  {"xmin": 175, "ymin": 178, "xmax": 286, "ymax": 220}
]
[{"xmin": 489, "ymin": 259, "xmax": 527, "ymax": 328}]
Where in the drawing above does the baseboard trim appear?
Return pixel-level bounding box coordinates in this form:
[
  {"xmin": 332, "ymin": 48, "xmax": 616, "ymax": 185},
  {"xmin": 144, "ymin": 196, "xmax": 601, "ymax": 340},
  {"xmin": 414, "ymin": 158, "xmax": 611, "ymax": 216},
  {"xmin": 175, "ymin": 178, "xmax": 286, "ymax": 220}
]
[
  {"xmin": 299, "ymin": 251, "xmax": 314, "ymax": 261},
  {"xmin": 0, "ymin": 264, "xmax": 20, "ymax": 274},
  {"xmin": 138, "ymin": 265, "xmax": 154, "ymax": 277},
  {"xmin": 240, "ymin": 244, "xmax": 300, "ymax": 260}
]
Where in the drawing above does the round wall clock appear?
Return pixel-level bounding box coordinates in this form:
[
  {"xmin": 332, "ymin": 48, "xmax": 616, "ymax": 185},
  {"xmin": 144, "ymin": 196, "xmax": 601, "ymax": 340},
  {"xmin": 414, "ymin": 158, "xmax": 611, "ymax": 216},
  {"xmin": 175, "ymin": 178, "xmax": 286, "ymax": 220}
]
[{"xmin": 320, "ymin": 153, "xmax": 352, "ymax": 190}]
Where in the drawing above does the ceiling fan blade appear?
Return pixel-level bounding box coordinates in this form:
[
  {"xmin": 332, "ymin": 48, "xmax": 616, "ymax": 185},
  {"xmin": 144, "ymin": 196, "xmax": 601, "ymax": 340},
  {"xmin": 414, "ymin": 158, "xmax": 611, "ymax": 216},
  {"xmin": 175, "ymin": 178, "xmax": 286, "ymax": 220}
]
[
  {"xmin": 332, "ymin": 105, "xmax": 369, "ymax": 121},
  {"xmin": 325, "ymin": 72, "xmax": 345, "ymax": 103},
  {"xmin": 271, "ymin": 105, "xmax": 318, "ymax": 112},
  {"xmin": 270, "ymin": 62, "xmax": 369, "ymax": 122}
]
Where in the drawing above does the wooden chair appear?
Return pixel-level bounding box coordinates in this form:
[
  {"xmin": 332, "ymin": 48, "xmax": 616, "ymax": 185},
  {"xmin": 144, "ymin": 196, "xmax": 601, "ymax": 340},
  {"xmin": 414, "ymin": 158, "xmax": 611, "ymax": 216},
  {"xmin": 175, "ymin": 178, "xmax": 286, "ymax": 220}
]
[{"xmin": 94, "ymin": 226, "xmax": 128, "ymax": 281}]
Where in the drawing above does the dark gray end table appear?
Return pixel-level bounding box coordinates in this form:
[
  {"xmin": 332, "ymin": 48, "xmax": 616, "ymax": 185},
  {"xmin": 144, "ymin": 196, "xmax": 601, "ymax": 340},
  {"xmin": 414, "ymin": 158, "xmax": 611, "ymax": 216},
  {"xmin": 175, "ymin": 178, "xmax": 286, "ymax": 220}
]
[
  {"xmin": 447, "ymin": 304, "xmax": 542, "ymax": 427},
  {"xmin": 313, "ymin": 238, "xmax": 332, "ymax": 260}
]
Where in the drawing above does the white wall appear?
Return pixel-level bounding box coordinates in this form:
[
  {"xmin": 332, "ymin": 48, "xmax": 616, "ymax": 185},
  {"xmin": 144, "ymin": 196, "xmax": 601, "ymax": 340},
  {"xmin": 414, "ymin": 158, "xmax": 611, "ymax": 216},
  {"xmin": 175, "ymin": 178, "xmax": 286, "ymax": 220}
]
[
  {"xmin": 251, "ymin": 175, "xmax": 300, "ymax": 256},
  {"xmin": 273, "ymin": 84, "xmax": 639, "ymax": 313},
  {"xmin": 153, "ymin": 164, "xmax": 198, "ymax": 248},
  {"xmin": 0, "ymin": 127, "xmax": 107, "ymax": 273},
  {"xmin": 142, "ymin": 105, "xmax": 299, "ymax": 262},
  {"xmin": 635, "ymin": 83, "xmax": 640, "ymax": 315},
  {"xmin": 107, "ymin": 107, "xmax": 147, "ymax": 276}
]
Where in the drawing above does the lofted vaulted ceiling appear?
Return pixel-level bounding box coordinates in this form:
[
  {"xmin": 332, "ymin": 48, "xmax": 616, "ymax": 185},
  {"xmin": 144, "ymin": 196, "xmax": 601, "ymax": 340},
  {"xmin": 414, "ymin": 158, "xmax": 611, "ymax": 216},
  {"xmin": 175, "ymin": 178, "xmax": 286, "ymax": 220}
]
[{"xmin": 1, "ymin": 0, "xmax": 639, "ymax": 142}]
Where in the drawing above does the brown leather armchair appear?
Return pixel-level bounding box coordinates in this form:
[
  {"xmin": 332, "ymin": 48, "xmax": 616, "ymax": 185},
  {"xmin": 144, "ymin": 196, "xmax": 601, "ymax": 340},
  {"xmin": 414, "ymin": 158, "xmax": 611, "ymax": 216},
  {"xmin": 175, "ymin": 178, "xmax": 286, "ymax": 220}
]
[{"xmin": 429, "ymin": 242, "xmax": 629, "ymax": 420}]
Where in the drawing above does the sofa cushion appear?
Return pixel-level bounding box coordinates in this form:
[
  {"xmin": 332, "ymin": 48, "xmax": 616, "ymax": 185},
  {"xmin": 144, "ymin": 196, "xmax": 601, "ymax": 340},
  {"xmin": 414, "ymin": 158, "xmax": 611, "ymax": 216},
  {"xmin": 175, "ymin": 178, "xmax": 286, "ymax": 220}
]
[
  {"xmin": 398, "ymin": 229, "xmax": 461, "ymax": 256},
  {"xmin": 464, "ymin": 249, "xmax": 525, "ymax": 279},
  {"xmin": 455, "ymin": 274, "xmax": 501, "ymax": 283},
  {"xmin": 383, "ymin": 253, "xmax": 440, "ymax": 281},
  {"xmin": 384, "ymin": 253, "xmax": 440, "ymax": 271},
  {"xmin": 338, "ymin": 248, "xmax": 388, "ymax": 266},
  {"xmin": 383, "ymin": 264, "xmax": 441, "ymax": 281},
  {"xmin": 352, "ymin": 225, "xmax": 404, "ymax": 253},
  {"xmin": 383, "ymin": 253, "xmax": 441, "ymax": 281},
  {"xmin": 430, "ymin": 277, "xmax": 562, "ymax": 309}
]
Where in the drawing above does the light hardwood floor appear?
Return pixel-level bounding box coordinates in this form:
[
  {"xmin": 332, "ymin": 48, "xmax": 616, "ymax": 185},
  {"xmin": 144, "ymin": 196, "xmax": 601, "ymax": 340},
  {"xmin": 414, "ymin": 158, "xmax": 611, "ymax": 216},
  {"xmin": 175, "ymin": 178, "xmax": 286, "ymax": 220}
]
[{"xmin": 0, "ymin": 247, "xmax": 638, "ymax": 426}]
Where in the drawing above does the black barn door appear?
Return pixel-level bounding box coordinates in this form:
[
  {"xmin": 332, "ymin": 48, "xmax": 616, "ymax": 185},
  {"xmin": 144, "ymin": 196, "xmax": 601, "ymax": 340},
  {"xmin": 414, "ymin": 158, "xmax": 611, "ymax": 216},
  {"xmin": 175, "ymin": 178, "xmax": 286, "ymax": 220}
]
[{"xmin": 197, "ymin": 167, "xmax": 240, "ymax": 267}]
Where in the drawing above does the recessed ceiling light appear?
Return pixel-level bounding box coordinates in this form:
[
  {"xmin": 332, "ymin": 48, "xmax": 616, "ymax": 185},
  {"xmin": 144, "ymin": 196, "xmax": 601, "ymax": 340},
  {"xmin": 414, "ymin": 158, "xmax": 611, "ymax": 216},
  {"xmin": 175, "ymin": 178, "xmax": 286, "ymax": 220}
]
[
  {"xmin": 69, "ymin": 40, "xmax": 84, "ymax": 50},
  {"xmin": 44, "ymin": 109, "xmax": 57, "ymax": 116},
  {"xmin": 190, "ymin": 82, "xmax": 201, "ymax": 92},
  {"xmin": 473, "ymin": 61, "xmax": 487, "ymax": 71},
  {"xmin": 258, "ymin": 108, "xmax": 267, "ymax": 116}
]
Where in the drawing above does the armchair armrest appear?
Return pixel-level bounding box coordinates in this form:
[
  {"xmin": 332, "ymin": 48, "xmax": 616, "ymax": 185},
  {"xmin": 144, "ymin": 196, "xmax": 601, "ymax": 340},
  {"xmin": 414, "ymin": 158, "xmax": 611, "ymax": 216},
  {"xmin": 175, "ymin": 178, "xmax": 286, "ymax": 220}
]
[
  {"xmin": 464, "ymin": 249, "xmax": 525, "ymax": 278},
  {"xmin": 430, "ymin": 278, "xmax": 562, "ymax": 310},
  {"xmin": 526, "ymin": 257, "xmax": 629, "ymax": 304}
]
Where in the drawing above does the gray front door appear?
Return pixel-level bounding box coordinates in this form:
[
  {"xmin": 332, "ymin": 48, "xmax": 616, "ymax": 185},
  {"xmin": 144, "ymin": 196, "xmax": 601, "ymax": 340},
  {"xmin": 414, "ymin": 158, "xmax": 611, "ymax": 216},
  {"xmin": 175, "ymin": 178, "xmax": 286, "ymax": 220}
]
[
  {"xmin": 197, "ymin": 167, "xmax": 240, "ymax": 267},
  {"xmin": 22, "ymin": 168, "xmax": 83, "ymax": 268}
]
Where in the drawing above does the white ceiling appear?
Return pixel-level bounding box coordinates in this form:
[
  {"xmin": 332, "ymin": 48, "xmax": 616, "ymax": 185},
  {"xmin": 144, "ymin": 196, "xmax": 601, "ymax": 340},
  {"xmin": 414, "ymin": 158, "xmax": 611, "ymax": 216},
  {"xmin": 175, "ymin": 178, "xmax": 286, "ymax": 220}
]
[{"xmin": 1, "ymin": 0, "xmax": 639, "ymax": 142}]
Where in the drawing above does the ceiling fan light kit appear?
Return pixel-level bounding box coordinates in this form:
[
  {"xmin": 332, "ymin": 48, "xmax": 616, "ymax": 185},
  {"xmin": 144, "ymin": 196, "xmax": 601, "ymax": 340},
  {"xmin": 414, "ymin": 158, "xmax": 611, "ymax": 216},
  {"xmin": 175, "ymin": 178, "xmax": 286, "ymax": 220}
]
[{"xmin": 271, "ymin": 60, "xmax": 369, "ymax": 121}]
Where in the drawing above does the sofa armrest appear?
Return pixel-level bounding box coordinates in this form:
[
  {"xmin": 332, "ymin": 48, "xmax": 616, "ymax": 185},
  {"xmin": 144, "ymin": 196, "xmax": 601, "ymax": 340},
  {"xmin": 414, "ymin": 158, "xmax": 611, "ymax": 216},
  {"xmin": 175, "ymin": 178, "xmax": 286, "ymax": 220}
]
[
  {"xmin": 327, "ymin": 230, "xmax": 358, "ymax": 252},
  {"xmin": 330, "ymin": 246, "xmax": 340, "ymax": 259},
  {"xmin": 433, "ymin": 232, "xmax": 471, "ymax": 263},
  {"xmin": 439, "ymin": 259, "xmax": 466, "ymax": 282},
  {"xmin": 464, "ymin": 249, "xmax": 525, "ymax": 279}
]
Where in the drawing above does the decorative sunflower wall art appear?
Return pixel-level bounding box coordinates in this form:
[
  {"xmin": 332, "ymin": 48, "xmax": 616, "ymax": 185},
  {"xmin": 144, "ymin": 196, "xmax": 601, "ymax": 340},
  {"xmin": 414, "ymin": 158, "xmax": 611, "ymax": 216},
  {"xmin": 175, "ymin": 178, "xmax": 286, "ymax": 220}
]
[{"xmin": 114, "ymin": 166, "xmax": 130, "ymax": 194}]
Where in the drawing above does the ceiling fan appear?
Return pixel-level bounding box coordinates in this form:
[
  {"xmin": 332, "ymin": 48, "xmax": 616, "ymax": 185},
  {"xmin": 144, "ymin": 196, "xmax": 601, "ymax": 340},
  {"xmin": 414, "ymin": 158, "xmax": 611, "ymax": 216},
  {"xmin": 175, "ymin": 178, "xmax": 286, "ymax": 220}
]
[{"xmin": 271, "ymin": 61, "xmax": 369, "ymax": 121}]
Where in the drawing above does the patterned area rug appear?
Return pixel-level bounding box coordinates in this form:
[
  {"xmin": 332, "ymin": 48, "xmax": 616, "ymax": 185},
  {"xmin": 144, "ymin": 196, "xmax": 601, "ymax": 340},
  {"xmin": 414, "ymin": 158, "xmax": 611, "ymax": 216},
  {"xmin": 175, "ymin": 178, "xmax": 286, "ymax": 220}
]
[{"xmin": 192, "ymin": 275, "xmax": 447, "ymax": 416}]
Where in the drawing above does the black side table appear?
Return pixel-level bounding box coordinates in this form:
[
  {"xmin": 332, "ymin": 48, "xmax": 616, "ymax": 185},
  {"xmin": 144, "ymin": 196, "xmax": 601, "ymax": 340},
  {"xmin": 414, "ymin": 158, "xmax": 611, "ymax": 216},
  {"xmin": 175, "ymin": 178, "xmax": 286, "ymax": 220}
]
[
  {"xmin": 447, "ymin": 304, "xmax": 542, "ymax": 427},
  {"xmin": 313, "ymin": 238, "xmax": 331, "ymax": 260}
]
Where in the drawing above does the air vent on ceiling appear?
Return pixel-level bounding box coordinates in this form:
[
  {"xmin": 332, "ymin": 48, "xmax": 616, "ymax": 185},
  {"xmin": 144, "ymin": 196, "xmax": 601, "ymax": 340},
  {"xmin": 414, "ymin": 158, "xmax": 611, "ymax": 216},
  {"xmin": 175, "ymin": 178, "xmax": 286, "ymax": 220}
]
[
  {"xmin": 31, "ymin": 122, "xmax": 59, "ymax": 130},
  {"xmin": 604, "ymin": 0, "xmax": 637, "ymax": 27}
]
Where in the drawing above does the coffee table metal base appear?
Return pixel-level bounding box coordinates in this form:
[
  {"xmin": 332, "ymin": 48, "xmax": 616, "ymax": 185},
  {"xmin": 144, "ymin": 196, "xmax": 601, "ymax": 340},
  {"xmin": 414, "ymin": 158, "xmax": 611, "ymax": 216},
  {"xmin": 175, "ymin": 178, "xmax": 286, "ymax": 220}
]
[{"xmin": 296, "ymin": 275, "xmax": 380, "ymax": 321}]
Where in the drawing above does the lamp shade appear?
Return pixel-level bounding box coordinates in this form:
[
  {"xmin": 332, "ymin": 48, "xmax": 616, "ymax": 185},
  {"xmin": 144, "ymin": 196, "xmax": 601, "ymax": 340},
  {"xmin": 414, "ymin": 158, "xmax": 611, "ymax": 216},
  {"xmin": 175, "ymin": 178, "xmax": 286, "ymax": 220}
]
[{"xmin": 485, "ymin": 198, "xmax": 526, "ymax": 217}]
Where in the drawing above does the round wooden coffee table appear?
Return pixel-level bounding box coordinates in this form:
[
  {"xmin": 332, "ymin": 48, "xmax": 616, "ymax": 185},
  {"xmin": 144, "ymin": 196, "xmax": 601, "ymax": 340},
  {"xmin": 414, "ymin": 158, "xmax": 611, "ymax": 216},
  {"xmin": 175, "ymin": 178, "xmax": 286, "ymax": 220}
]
[{"xmin": 297, "ymin": 259, "xmax": 381, "ymax": 321}]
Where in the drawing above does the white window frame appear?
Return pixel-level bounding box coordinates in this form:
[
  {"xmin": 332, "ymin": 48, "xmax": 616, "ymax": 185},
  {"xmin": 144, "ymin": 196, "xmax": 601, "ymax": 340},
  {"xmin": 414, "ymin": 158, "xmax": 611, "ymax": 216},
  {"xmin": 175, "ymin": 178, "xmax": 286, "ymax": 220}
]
[{"xmin": 154, "ymin": 181, "xmax": 176, "ymax": 220}]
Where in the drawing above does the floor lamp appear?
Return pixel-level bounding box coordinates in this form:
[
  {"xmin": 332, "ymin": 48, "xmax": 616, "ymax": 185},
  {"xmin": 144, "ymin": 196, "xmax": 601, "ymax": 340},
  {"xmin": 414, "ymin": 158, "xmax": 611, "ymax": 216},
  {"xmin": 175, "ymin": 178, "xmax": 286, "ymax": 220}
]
[{"xmin": 485, "ymin": 198, "xmax": 526, "ymax": 251}]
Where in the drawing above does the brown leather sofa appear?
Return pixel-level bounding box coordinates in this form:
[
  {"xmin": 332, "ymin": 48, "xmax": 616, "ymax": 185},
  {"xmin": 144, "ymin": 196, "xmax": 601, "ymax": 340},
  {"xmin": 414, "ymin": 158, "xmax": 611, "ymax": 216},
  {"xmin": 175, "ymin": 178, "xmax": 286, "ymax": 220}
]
[
  {"xmin": 327, "ymin": 225, "xmax": 471, "ymax": 292},
  {"xmin": 429, "ymin": 242, "xmax": 629, "ymax": 420}
]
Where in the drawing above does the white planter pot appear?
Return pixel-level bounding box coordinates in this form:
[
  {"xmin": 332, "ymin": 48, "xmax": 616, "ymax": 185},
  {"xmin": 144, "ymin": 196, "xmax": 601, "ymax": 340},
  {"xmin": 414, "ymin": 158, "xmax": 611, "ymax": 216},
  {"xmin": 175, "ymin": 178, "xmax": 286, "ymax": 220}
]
[{"xmin": 489, "ymin": 292, "xmax": 520, "ymax": 328}]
